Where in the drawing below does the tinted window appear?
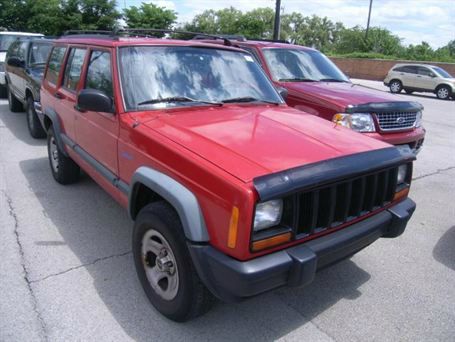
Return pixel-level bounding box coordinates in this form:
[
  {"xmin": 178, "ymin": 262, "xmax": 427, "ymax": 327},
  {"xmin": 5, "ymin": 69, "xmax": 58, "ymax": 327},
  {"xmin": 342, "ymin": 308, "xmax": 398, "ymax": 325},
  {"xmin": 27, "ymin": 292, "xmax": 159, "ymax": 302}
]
[
  {"xmin": 29, "ymin": 42, "xmax": 52, "ymax": 66},
  {"xmin": 6, "ymin": 40, "xmax": 20, "ymax": 57},
  {"xmin": 46, "ymin": 46, "xmax": 67, "ymax": 85},
  {"xmin": 417, "ymin": 67, "xmax": 435, "ymax": 77},
  {"xmin": 0, "ymin": 35, "xmax": 21, "ymax": 50},
  {"xmin": 16, "ymin": 41, "xmax": 28, "ymax": 60},
  {"xmin": 63, "ymin": 48, "xmax": 86, "ymax": 91},
  {"xmin": 393, "ymin": 66, "xmax": 407, "ymax": 72},
  {"xmin": 85, "ymin": 50, "xmax": 112, "ymax": 98},
  {"xmin": 404, "ymin": 65, "xmax": 418, "ymax": 74}
]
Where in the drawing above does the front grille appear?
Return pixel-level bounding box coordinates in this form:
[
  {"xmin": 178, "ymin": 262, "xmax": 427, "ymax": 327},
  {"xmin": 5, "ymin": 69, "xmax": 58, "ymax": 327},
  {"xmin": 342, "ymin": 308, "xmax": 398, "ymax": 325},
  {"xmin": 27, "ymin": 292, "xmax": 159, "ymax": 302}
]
[
  {"xmin": 293, "ymin": 167, "xmax": 398, "ymax": 236},
  {"xmin": 375, "ymin": 111, "xmax": 417, "ymax": 131}
]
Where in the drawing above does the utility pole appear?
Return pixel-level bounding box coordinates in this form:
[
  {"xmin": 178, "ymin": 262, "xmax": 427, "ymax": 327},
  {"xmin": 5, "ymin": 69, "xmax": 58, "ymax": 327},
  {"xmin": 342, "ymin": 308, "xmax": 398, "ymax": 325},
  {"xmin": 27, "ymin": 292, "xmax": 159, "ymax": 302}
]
[
  {"xmin": 273, "ymin": 0, "xmax": 281, "ymax": 41},
  {"xmin": 365, "ymin": 0, "xmax": 373, "ymax": 39}
]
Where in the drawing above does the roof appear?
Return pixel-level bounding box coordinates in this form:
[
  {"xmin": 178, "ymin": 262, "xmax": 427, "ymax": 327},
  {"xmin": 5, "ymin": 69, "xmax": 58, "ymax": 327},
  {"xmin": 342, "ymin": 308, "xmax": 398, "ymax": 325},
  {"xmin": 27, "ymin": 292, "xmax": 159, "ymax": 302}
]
[{"xmin": 0, "ymin": 32, "xmax": 43, "ymax": 36}]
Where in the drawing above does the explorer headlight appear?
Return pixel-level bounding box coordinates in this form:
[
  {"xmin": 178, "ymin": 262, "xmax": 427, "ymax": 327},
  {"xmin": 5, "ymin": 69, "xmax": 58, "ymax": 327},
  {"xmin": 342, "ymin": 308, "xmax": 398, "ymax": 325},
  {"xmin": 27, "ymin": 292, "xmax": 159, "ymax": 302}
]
[
  {"xmin": 253, "ymin": 199, "xmax": 283, "ymax": 231},
  {"xmin": 333, "ymin": 113, "xmax": 375, "ymax": 132},
  {"xmin": 415, "ymin": 110, "xmax": 423, "ymax": 128},
  {"xmin": 397, "ymin": 164, "xmax": 408, "ymax": 185}
]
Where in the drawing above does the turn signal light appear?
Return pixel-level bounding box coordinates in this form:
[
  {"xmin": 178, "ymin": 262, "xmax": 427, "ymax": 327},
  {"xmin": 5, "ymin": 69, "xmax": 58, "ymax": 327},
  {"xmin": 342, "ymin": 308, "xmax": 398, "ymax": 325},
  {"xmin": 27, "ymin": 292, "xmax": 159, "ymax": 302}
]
[
  {"xmin": 393, "ymin": 187, "xmax": 409, "ymax": 201},
  {"xmin": 252, "ymin": 232, "xmax": 292, "ymax": 252},
  {"xmin": 227, "ymin": 206, "xmax": 239, "ymax": 249}
]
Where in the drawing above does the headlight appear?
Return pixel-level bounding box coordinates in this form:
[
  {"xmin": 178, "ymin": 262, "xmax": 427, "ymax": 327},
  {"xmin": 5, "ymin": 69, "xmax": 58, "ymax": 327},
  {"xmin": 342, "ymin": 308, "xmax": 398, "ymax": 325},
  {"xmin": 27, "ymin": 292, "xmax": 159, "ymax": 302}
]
[
  {"xmin": 253, "ymin": 199, "xmax": 283, "ymax": 231},
  {"xmin": 415, "ymin": 110, "xmax": 423, "ymax": 128},
  {"xmin": 333, "ymin": 113, "xmax": 375, "ymax": 132},
  {"xmin": 397, "ymin": 164, "xmax": 408, "ymax": 185}
]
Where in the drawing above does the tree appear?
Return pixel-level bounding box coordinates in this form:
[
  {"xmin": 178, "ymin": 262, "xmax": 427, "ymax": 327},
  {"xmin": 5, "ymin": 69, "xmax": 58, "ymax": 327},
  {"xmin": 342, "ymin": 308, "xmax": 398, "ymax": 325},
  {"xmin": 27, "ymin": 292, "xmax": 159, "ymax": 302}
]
[{"xmin": 123, "ymin": 2, "xmax": 177, "ymax": 32}]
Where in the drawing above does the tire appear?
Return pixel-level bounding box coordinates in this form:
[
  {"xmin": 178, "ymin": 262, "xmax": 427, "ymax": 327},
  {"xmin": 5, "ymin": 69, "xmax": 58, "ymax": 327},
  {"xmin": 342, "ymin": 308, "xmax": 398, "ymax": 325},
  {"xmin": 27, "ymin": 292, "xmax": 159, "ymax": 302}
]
[
  {"xmin": 47, "ymin": 126, "xmax": 80, "ymax": 184},
  {"xmin": 7, "ymin": 84, "xmax": 24, "ymax": 112},
  {"xmin": 133, "ymin": 201, "xmax": 215, "ymax": 322},
  {"xmin": 436, "ymin": 85, "xmax": 451, "ymax": 100},
  {"xmin": 405, "ymin": 89, "xmax": 413, "ymax": 94},
  {"xmin": 26, "ymin": 97, "xmax": 46, "ymax": 139},
  {"xmin": 0, "ymin": 84, "xmax": 6, "ymax": 98},
  {"xmin": 389, "ymin": 80, "xmax": 402, "ymax": 93}
]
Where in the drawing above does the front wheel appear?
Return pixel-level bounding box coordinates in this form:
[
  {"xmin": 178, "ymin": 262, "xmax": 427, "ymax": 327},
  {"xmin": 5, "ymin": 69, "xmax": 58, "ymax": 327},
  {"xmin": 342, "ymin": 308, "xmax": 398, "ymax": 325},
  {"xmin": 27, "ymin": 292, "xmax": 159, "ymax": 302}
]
[
  {"xmin": 133, "ymin": 201, "xmax": 215, "ymax": 322},
  {"xmin": 47, "ymin": 127, "xmax": 80, "ymax": 184},
  {"xmin": 26, "ymin": 97, "xmax": 46, "ymax": 139},
  {"xmin": 436, "ymin": 85, "xmax": 451, "ymax": 100},
  {"xmin": 389, "ymin": 80, "xmax": 402, "ymax": 93}
]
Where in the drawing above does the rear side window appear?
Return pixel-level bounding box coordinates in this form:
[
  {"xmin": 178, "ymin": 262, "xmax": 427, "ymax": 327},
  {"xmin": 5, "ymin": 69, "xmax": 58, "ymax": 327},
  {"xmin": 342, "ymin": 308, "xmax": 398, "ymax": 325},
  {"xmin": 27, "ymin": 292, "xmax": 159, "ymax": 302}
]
[
  {"xmin": 394, "ymin": 65, "xmax": 418, "ymax": 74},
  {"xmin": 63, "ymin": 48, "xmax": 86, "ymax": 91},
  {"xmin": 46, "ymin": 46, "xmax": 67, "ymax": 85},
  {"xmin": 16, "ymin": 41, "xmax": 28, "ymax": 61},
  {"xmin": 85, "ymin": 50, "xmax": 113, "ymax": 98},
  {"xmin": 29, "ymin": 42, "xmax": 52, "ymax": 66}
]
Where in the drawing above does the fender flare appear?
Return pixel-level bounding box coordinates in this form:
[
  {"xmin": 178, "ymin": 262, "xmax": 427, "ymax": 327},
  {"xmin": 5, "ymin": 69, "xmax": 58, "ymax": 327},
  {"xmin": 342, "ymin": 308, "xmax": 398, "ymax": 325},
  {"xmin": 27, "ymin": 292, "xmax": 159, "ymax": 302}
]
[
  {"xmin": 129, "ymin": 166, "xmax": 209, "ymax": 242},
  {"xmin": 42, "ymin": 107, "xmax": 68, "ymax": 156}
]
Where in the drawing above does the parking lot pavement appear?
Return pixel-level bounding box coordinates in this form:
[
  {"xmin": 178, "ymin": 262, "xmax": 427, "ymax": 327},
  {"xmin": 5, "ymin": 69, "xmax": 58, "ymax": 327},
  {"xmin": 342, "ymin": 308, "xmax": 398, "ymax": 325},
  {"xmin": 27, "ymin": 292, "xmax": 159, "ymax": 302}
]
[{"xmin": 0, "ymin": 83, "xmax": 454, "ymax": 341}]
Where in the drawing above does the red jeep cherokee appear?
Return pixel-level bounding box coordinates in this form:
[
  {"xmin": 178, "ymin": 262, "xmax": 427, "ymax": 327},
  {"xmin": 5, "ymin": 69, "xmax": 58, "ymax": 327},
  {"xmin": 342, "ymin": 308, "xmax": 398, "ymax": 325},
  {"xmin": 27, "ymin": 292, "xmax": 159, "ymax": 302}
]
[
  {"xmin": 195, "ymin": 37, "xmax": 426, "ymax": 154},
  {"xmin": 39, "ymin": 31, "xmax": 416, "ymax": 322}
]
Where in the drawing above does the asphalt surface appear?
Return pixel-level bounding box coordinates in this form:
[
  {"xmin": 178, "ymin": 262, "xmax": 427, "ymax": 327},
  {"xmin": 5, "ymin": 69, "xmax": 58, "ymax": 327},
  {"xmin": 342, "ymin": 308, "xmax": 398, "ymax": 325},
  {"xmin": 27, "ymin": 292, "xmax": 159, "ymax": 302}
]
[{"xmin": 1, "ymin": 80, "xmax": 454, "ymax": 341}]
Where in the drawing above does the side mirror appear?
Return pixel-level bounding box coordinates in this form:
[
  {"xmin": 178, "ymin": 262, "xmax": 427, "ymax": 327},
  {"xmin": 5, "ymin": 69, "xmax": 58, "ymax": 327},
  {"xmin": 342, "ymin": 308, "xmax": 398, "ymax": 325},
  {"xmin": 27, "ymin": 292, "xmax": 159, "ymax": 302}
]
[
  {"xmin": 7, "ymin": 57, "xmax": 25, "ymax": 68},
  {"xmin": 275, "ymin": 86, "xmax": 288, "ymax": 101},
  {"xmin": 77, "ymin": 89, "xmax": 114, "ymax": 113}
]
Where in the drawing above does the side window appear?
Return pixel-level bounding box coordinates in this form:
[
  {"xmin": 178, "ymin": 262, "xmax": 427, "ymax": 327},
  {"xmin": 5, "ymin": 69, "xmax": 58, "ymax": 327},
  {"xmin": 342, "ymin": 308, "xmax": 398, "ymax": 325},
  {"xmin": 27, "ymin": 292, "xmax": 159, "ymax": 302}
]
[
  {"xmin": 45, "ymin": 46, "xmax": 67, "ymax": 85},
  {"xmin": 29, "ymin": 42, "xmax": 52, "ymax": 66},
  {"xmin": 85, "ymin": 50, "xmax": 113, "ymax": 98},
  {"xmin": 405, "ymin": 66, "xmax": 418, "ymax": 74},
  {"xmin": 241, "ymin": 47, "xmax": 263, "ymax": 65},
  {"xmin": 417, "ymin": 67, "xmax": 434, "ymax": 77},
  {"xmin": 63, "ymin": 48, "xmax": 86, "ymax": 91},
  {"xmin": 7, "ymin": 41, "xmax": 20, "ymax": 58},
  {"xmin": 393, "ymin": 66, "xmax": 406, "ymax": 72},
  {"xmin": 17, "ymin": 41, "xmax": 28, "ymax": 61}
]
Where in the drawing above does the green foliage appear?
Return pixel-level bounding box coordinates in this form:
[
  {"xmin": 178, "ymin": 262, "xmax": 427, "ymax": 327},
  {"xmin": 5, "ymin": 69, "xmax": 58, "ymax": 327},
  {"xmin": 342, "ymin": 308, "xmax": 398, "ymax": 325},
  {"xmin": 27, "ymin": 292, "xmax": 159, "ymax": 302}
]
[
  {"xmin": 0, "ymin": 0, "xmax": 120, "ymax": 35},
  {"xmin": 123, "ymin": 2, "xmax": 177, "ymax": 32}
]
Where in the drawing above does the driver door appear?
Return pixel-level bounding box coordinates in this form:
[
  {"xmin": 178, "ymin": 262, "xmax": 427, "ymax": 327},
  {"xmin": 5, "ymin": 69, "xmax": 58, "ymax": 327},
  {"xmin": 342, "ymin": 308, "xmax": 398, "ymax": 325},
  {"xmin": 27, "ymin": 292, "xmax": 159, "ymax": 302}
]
[{"xmin": 75, "ymin": 48, "xmax": 119, "ymax": 175}]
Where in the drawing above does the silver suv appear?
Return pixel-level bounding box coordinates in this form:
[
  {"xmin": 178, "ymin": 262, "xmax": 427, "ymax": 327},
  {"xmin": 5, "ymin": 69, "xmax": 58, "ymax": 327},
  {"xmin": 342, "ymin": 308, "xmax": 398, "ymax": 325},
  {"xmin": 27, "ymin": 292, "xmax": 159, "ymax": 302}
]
[{"xmin": 384, "ymin": 64, "xmax": 454, "ymax": 100}]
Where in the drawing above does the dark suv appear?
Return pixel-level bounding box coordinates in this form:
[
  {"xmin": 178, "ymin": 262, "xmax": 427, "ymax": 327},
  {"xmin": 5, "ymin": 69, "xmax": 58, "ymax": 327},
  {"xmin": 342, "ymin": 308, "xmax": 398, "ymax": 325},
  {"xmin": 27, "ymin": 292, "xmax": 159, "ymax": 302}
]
[
  {"xmin": 5, "ymin": 37, "xmax": 52, "ymax": 138},
  {"xmin": 39, "ymin": 30, "xmax": 416, "ymax": 321}
]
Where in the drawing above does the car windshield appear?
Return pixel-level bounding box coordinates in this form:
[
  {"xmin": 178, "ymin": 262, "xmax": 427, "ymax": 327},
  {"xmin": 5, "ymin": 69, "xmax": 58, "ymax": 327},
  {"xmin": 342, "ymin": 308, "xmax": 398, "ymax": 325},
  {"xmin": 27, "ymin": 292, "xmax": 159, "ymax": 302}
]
[
  {"xmin": 29, "ymin": 42, "xmax": 52, "ymax": 66},
  {"xmin": 119, "ymin": 46, "xmax": 282, "ymax": 110},
  {"xmin": 431, "ymin": 66, "xmax": 452, "ymax": 78},
  {"xmin": 262, "ymin": 48, "xmax": 350, "ymax": 83},
  {"xmin": 0, "ymin": 35, "xmax": 21, "ymax": 51}
]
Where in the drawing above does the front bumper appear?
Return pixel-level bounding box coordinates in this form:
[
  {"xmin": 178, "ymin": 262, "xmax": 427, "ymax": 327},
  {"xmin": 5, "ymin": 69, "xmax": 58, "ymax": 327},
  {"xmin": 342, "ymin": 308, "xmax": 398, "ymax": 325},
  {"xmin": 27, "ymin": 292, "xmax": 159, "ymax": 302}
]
[
  {"xmin": 364, "ymin": 127, "xmax": 425, "ymax": 154},
  {"xmin": 189, "ymin": 198, "xmax": 416, "ymax": 302}
]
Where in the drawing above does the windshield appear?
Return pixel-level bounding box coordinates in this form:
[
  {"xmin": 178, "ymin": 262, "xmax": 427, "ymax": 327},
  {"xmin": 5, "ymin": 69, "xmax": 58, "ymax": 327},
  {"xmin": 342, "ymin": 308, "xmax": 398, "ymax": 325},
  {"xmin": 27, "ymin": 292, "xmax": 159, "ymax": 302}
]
[
  {"xmin": 119, "ymin": 46, "xmax": 282, "ymax": 110},
  {"xmin": 431, "ymin": 66, "xmax": 452, "ymax": 78},
  {"xmin": 262, "ymin": 48, "xmax": 349, "ymax": 82},
  {"xmin": 0, "ymin": 35, "xmax": 21, "ymax": 51},
  {"xmin": 29, "ymin": 42, "xmax": 52, "ymax": 66}
]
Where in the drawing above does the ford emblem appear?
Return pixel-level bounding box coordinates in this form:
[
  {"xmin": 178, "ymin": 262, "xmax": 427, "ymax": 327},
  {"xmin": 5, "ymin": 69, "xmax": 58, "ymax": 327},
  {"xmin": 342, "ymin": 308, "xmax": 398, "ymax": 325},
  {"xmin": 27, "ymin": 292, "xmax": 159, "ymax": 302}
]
[{"xmin": 396, "ymin": 117, "xmax": 405, "ymax": 124}]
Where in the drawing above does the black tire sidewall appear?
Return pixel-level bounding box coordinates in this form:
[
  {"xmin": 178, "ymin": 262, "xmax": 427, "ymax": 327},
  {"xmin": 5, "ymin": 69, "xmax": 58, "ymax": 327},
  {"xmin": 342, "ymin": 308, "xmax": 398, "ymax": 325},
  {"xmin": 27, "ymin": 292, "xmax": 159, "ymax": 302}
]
[
  {"xmin": 27, "ymin": 97, "xmax": 46, "ymax": 138},
  {"xmin": 132, "ymin": 204, "xmax": 198, "ymax": 321}
]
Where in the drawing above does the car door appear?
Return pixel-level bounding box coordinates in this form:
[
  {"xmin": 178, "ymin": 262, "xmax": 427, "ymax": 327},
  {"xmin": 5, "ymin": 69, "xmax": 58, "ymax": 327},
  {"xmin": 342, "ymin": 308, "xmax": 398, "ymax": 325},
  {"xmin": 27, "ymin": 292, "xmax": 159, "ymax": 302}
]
[
  {"xmin": 417, "ymin": 66, "xmax": 437, "ymax": 90},
  {"xmin": 400, "ymin": 65, "xmax": 418, "ymax": 88},
  {"xmin": 75, "ymin": 48, "xmax": 118, "ymax": 175}
]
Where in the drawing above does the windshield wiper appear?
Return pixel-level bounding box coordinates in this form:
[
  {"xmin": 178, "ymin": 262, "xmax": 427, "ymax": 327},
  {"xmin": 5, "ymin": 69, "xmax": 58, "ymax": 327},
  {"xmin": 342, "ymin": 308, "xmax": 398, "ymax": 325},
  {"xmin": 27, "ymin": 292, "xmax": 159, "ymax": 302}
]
[
  {"xmin": 278, "ymin": 78, "xmax": 316, "ymax": 82},
  {"xmin": 221, "ymin": 96, "xmax": 280, "ymax": 105},
  {"xmin": 137, "ymin": 96, "xmax": 222, "ymax": 107},
  {"xmin": 319, "ymin": 78, "xmax": 348, "ymax": 82}
]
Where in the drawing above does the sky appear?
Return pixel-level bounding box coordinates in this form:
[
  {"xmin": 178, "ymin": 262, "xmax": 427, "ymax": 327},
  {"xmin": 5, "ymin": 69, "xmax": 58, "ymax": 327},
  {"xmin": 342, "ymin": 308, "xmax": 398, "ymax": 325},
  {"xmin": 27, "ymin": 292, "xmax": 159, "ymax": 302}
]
[{"xmin": 118, "ymin": 0, "xmax": 455, "ymax": 48}]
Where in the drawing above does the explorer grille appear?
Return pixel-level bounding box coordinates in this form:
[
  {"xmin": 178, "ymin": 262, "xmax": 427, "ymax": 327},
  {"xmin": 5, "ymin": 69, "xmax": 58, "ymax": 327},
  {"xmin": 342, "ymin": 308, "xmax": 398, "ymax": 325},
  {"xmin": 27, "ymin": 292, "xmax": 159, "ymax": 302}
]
[
  {"xmin": 292, "ymin": 167, "xmax": 399, "ymax": 237},
  {"xmin": 375, "ymin": 111, "xmax": 417, "ymax": 131}
]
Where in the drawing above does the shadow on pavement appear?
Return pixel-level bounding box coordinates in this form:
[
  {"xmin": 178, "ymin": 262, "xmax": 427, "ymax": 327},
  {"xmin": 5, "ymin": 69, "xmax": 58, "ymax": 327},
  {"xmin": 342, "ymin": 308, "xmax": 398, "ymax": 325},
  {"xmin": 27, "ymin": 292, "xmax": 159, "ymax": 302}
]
[
  {"xmin": 433, "ymin": 226, "xmax": 455, "ymax": 271},
  {"xmin": 0, "ymin": 102, "xmax": 46, "ymax": 147},
  {"xmin": 21, "ymin": 156, "xmax": 371, "ymax": 341}
]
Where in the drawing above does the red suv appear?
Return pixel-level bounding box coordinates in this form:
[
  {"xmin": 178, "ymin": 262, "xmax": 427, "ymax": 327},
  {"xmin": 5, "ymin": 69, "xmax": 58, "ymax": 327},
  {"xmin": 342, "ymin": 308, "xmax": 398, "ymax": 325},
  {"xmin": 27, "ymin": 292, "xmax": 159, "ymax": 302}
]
[
  {"xmin": 196, "ymin": 37, "xmax": 426, "ymax": 154},
  {"xmin": 39, "ymin": 31, "xmax": 416, "ymax": 322}
]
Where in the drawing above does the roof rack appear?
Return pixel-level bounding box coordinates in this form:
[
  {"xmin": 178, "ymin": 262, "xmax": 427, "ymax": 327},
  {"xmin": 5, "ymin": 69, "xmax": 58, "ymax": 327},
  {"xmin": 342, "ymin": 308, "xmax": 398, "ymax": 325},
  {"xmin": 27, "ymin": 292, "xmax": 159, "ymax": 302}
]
[
  {"xmin": 61, "ymin": 28, "xmax": 234, "ymax": 46},
  {"xmin": 251, "ymin": 38, "xmax": 289, "ymax": 44},
  {"xmin": 193, "ymin": 34, "xmax": 246, "ymax": 42}
]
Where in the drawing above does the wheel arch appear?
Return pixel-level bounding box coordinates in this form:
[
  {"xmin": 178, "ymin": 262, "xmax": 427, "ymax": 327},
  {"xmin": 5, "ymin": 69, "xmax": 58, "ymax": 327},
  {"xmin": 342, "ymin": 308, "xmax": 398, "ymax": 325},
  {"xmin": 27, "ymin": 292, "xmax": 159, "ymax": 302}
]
[
  {"xmin": 129, "ymin": 166, "xmax": 209, "ymax": 242},
  {"xmin": 42, "ymin": 107, "xmax": 68, "ymax": 156}
]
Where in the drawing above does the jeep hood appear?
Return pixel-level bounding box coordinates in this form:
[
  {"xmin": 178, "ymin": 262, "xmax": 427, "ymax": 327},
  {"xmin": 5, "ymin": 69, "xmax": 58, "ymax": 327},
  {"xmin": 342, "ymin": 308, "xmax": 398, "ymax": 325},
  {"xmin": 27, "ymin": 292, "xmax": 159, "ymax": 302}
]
[
  {"xmin": 282, "ymin": 81, "xmax": 401, "ymax": 110},
  {"xmin": 141, "ymin": 106, "xmax": 389, "ymax": 182}
]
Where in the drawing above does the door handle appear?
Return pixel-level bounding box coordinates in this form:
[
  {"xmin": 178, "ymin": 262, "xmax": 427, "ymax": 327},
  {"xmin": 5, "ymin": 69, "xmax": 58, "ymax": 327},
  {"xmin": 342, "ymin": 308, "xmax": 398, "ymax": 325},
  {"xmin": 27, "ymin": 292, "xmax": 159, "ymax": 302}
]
[
  {"xmin": 54, "ymin": 92, "xmax": 64, "ymax": 99},
  {"xmin": 416, "ymin": 75, "xmax": 422, "ymax": 78}
]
